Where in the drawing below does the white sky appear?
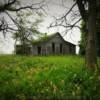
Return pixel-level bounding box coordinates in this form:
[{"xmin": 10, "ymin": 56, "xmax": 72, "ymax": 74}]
[{"xmin": 0, "ymin": 0, "xmax": 81, "ymax": 54}]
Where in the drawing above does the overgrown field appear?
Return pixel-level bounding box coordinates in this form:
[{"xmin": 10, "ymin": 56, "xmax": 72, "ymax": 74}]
[{"xmin": 0, "ymin": 55, "xmax": 100, "ymax": 100}]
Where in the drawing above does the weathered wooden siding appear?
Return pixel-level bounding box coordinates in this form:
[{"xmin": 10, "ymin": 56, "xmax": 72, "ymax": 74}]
[{"xmin": 32, "ymin": 33, "xmax": 76, "ymax": 55}]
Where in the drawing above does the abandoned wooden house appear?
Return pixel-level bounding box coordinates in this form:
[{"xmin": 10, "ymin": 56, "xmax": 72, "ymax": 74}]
[{"xmin": 16, "ymin": 32, "xmax": 76, "ymax": 55}]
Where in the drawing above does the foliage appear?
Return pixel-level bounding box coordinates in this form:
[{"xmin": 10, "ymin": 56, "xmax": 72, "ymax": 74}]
[
  {"xmin": 13, "ymin": 11, "xmax": 43, "ymax": 55},
  {"xmin": 13, "ymin": 11, "xmax": 43, "ymax": 42},
  {"xmin": 31, "ymin": 33, "xmax": 57, "ymax": 44},
  {"xmin": 0, "ymin": 55, "xmax": 100, "ymax": 99},
  {"xmin": 79, "ymin": 21, "xmax": 87, "ymax": 55}
]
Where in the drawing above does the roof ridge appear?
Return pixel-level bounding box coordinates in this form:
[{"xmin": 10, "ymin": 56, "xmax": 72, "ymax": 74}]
[{"xmin": 31, "ymin": 32, "xmax": 76, "ymax": 46}]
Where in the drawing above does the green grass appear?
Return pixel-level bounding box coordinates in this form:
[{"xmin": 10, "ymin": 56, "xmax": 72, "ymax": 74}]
[{"xmin": 0, "ymin": 55, "xmax": 100, "ymax": 100}]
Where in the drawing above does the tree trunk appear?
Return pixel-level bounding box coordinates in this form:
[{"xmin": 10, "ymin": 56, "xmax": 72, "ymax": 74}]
[
  {"xmin": 21, "ymin": 40, "xmax": 26, "ymax": 55},
  {"xmin": 86, "ymin": 0, "xmax": 97, "ymax": 70},
  {"xmin": 14, "ymin": 38, "xmax": 17, "ymax": 55}
]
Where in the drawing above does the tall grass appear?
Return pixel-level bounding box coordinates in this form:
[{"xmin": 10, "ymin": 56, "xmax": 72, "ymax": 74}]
[{"xmin": 0, "ymin": 55, "xmax": 100, "ymax": 100}]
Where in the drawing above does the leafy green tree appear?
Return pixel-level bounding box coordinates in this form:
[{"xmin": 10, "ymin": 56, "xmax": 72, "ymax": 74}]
[{"xmin": 13, "ymin": 11, "xmax": 43, "ymax": 55}]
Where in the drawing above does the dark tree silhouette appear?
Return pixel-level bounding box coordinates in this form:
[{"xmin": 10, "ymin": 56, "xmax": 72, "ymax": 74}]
[{"xmin": 50, "ymin": 0, "xmax": 97, "ymax": 71}]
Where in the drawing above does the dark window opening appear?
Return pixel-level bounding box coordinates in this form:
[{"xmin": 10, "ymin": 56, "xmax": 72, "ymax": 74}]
[
  {"xmin": 26, "ymin": 47, "xmax": 31, "ymax": 55},
  {"xmin": 38, "ymin": 46, "xmax": 41, "ymax": 55},
  {"xmin": 69, "ymin": 45, "xmax": 72, "ymax": 54},
  {"xmin": 60, "ymin": 43, "xmax": 62, "ymax": 53},
  {"xmin": 52, "ymin": 43, "xmax": 55, "ymax": 53}
]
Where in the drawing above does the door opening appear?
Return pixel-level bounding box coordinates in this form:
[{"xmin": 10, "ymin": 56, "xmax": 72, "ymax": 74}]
[
  {"xmin": 52, "ymin": 43, "xmax": 55, "ymax": 53},
  {"xmin": 38, "ymin": 46, "xmax": 41, "ymax": 55},
  {"xmin": 60, "ymin": 43, "xmax": 62, "ymax": 54}
]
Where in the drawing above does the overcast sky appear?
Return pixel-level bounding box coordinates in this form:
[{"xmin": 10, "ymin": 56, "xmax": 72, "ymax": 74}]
[{"xmin": 0, "ymin": 0, "xmax": 81, "ymax": 54}]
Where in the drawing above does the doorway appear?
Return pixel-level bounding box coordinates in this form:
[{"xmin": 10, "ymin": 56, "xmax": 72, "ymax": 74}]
[
  {"xmin": 52, "ymin": 43, "xmax": 55, "ymax": 53},
  {"xmin": 38, "ymin": 46, "xmax": 41, "ymax": 55},
  {"xmin": 60, "ymin": 43, "xmax": 62, "ymax": 54}
]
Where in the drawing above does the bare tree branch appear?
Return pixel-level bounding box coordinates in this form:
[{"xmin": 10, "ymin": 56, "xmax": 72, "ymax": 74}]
[
  {"xmin": 0, "ymin": 0, "xmax": 45, "ymax": 12},
  {"xmin": 5, "ymin": 2, "xmax": 45, "ymax": 12},
  {"xmin": 48, "ymin": 1, "xmax": 81, "ymax": 35},
  {"xmin": 0, "ymin": 0, "xmax": 45, "ymax": 34},
  {"xmin": 58, "ymin": 2, "xmax": 77, "ymax": 20},
  {"xmin": 49, "ymin": 17, "xmax": 81, "ymax": 29}
]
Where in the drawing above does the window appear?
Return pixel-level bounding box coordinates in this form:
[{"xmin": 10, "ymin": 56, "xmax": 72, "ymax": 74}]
[
  {"xmin": 69, "ymin": 45, "xmax": 73, "ymax": 54},
  {"xmin": 60, "ymin": 43, "xmax": 62, "ymax": 53},
  {"xmin": 38, "ymin": 46, "xmax": 41, "ymax": 55},
  {"xmin": 52, "ymin": 43, "xmax": 55, "ymax": 53}
]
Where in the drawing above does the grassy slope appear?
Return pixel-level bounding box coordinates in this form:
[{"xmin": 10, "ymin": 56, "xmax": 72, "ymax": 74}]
[{"xmin": 0, "ymin": 55, "xmax": 100, "ymax": 99}]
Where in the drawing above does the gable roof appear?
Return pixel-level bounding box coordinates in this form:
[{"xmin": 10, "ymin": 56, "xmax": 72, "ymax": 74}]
[{"xmin": 31, "ymin": 32, "xmax": 76, "ymax": 46}]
